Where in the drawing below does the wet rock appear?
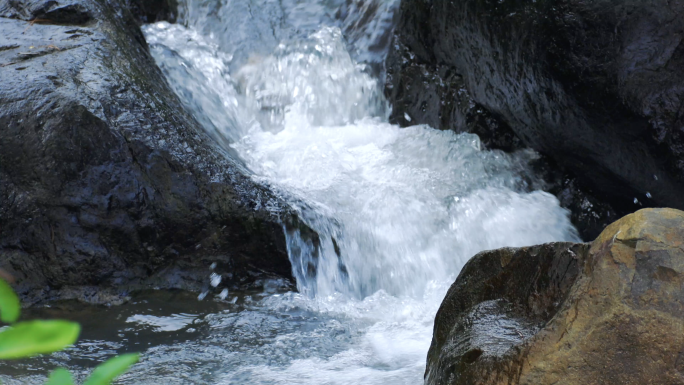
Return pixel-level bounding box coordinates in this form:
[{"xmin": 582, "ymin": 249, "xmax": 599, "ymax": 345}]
[
  {"xmin": 427, "ymin": 208, "xmax": 684, "ymax": 384},
  {"xmin": 124, "ymin": 0, "xmax": 177, "ymax": 24},
  {"xmin": 385, "ymin": 39, "xmax": 615, "ymax": 240},
  {"xmin": 0, "ymin": 0, "xmax": 302, "ymax": 305},
  {"xmin": 530, "ymin": 156, "xmax": 619, "ymax": 240},
  {"xmin": 385, "ymin": 39, "xmax": 524, "ymax": 153},
  {"xmin": 0, "ymin": 0, "xmax": 94, "ymax": 24},
  {"xmin": 386, "ymin": 0, "xmax": 684, "ymax": 238}
]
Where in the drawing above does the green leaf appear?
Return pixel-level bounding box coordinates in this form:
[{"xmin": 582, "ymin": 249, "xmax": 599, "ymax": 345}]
[
  {"xmin": 45, "ymin": 368, "xmax": 74, "ymax": 385},
  {"xmin": 0, "ymin": 320, "xmax": 80, "ymax": 359},
  {"xmin": 0, "ymin": 279, "xmax": 20, "ymax": 323},
  {"xmin": 83, "ymin": 353, "xmax": 139, "ymax": 385}
]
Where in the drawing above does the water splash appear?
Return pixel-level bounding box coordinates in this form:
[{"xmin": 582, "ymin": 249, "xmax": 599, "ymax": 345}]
[
  {"xmin": 235, "ymin": 27, "xmax": 389, "ymax": 132},
  {"xmin": 226, "ymin": 25, "xmax": 577, "ymax": 298},
  {"xmin": 141, "ymin": 5, "xmax": 579, "ymax": 383},
  {"xmin": 175, "ymin": 0, "xmax": 401, "ymax": 71}
]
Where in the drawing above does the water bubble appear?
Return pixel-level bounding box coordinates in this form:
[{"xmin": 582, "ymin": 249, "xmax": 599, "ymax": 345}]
[
  {"xmin": 210, "ymin": 273, "xmax": 222, "ymax": 287},
  {"xmin": 218, "ymin": 288, "xmax": 229, "ymax": 300}
]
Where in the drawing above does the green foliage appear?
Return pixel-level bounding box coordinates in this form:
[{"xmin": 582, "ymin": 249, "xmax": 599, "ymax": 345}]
[
  {"xmin": 42, "ymin": 354, "xmax": 141, "ymax": 385},
  {"xmin": 0, "ymin": 278, "xmax": 139, "ymax": 384},
  {"xmin": 0, "ymin": 278, "xmax": 20, "ymax": 323},
  {"xmin": 83, "ymin": 354, "xmax": 140, "ymax": 385},
  {"xmin": 0, "ymin": 320, "xmax": 80, "ymax": 359},
  {"xmin": 46, "ymin": 368, "xmax": 74, "ymax": 385}
]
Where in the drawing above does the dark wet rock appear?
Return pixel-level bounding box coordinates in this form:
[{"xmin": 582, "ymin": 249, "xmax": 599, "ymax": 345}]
[
  {"xmin": 427, "ymin": 208, "xmax": 684, "ymax": 384},
  {"xmin": 0, "ymin": 0, "xmax": 302, "ymax": 305},
  {"xmin": 385, "ymin": 38, "xmax": 615, "ymax": 240},
  {"xmin": 386, "ymin": 0, "xmax": 684, "ymax": 239},
  {"xmin": 530, "ymin": 156, "xmax": 620, "ymax": 240},
  {"xmin": 384, "ymin": 9, "xmax": 615, "ymax": 241},
  {"xmin": 125, "ymin": 0, "xmax": 177, "ymax": 24},
  {"xmin": 385, "ymin": 39, "xmax": 524, "ymax": 153},
  {"xmin": 0, "ymin": 0, "xmax": 93, "ymax": 24}
]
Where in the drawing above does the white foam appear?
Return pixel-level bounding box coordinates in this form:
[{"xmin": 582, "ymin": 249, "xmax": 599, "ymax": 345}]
[
  {"xmin": 229, "ymin": 26, "xmax": 578, "ymax": 299},
  {"xmin": 143, "ymin": 17, "xmax": 579, "ymax": 385},
  {"xmin": 126, "ymin": 313, "xmax": 198, "ymax": 332}
]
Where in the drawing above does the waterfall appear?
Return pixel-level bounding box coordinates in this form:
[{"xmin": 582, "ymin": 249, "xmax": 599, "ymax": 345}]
[{"xmin": 140, "ymin": 1, "xmax": 579, "ymax": 383}]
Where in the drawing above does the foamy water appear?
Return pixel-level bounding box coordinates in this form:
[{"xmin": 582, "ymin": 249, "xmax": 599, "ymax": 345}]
[
  {"xmin": 0, "ymin": 4, "xmax": 583, "ymax": 383},
  {"xmin": 138, "ymin": 10, "xmax": 579, "ymax": 383},
  {"xmin": 0, "ymin": 2, "xmax": 582, "ymax": 384}
]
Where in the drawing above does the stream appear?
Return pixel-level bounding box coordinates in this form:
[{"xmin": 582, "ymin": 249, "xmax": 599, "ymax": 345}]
[{"xmin": 0, "ymin": 1, "xmax": 580, "ymax": 384}]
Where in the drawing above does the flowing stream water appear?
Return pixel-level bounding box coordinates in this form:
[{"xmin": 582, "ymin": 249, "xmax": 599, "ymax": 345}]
[{"xmin": 0, "ymin": 1, "xmax": 580, "ymax": 384}]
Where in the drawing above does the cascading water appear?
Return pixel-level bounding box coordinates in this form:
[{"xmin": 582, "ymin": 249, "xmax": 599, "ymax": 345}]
[
  {"xmin": 0, "ymin": 2, "xmax": 578, "ymax": 384},
  {"xmin": 129, "ymin": 1, "xmax": 583, "ymax": 383},
  {"xmin": 0, "ymin": 1, "xmax": 584, "ymax": 384},
  {"xmin": 137, "ymin": 2, "xmax": 580, "ymax": 382}
]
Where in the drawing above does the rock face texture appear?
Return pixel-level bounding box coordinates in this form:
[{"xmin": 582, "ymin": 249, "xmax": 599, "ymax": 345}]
[
  {"xmin": 0, "ymin": 0, "xmax": 299, "ymax": 304},
  {"xmin": 385, "ymin": 0, "xmax": 684, "ymax": 239},
  {"xmin": 125, "ymin": 0, "xmax": 178, "ymax": 24},
  {"xmin": 427, "ymin": 208, "xmax": 684, "ymax": 385}
]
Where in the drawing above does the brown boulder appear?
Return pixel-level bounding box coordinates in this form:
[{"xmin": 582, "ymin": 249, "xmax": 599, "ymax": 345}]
[{"xmin": 427, "ymin": 208, "xmax": 684, "ymax": 385}]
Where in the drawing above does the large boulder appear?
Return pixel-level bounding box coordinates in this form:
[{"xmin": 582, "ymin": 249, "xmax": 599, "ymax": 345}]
[
  {"xmin": 0, "ymin": 0, "xmax": 302, "ymax": 304},
  {"xmin": 385, "ymin": 0, "xmax": 684, "ymax": 239},
  {"xmin": 427, "ymin": 208, "xmax": 684, "ymax": 384}
]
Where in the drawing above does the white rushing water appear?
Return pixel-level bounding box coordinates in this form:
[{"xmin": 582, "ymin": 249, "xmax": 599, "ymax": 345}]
[{"xmin": 140, "ymin": 2, "xmax": 580, "ymax": 383}]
